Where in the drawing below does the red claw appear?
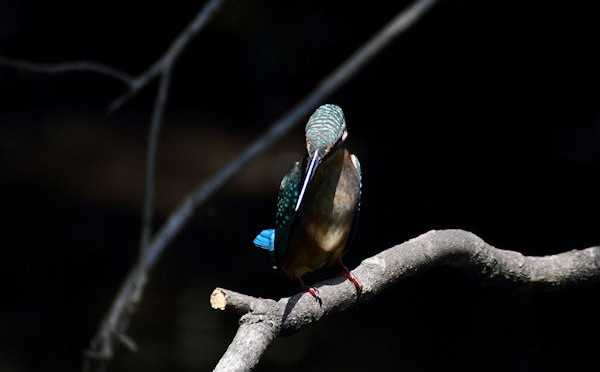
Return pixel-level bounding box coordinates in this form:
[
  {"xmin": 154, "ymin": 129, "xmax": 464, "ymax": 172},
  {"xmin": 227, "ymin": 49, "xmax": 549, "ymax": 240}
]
[
  {"xmin": 302, "ymin": 286, "xmax": 321, "ymax": 302},
  {"xmin": 294, "ymin": 273, "xmax": 322, "ymax": 304},
  {"xmin": 338, "ymin": 262, "xmax": 362, "ymax": 295}
]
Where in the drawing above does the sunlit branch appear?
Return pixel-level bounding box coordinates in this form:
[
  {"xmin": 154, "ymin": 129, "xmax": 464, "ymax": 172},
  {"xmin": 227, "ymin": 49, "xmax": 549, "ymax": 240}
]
[{"xmin": 211, "ymin": 229, "xmax": 600, "ymax": 371}]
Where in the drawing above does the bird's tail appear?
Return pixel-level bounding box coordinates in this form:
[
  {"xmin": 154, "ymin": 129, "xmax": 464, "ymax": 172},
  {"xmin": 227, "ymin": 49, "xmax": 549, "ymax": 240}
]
[{"xmin": 253, "ymin": 229, "xmax": 275, "ymax": 252}]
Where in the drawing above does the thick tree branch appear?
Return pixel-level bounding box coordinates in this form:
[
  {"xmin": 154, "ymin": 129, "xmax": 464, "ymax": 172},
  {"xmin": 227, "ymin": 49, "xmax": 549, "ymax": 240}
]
[{"xmin": 211, "ymin": 229, "xmax": 600, "ymax": 371}]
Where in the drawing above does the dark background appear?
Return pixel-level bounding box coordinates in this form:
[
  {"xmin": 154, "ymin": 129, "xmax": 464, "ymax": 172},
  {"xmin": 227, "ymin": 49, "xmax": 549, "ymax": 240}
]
[{"xmin": 1, "ymin": 1, "xmax": 599, "ymax": 371}]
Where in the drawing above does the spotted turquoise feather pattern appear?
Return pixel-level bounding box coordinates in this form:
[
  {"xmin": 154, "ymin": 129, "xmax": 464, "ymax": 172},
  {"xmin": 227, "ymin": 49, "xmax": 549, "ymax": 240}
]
[
  {"xmin": 305, "ymin": 104, "xmax": 346, "ymax": 151},
  {"xmin": 274, "ymin": 161, "xmax": 301, "ymax": 263}
]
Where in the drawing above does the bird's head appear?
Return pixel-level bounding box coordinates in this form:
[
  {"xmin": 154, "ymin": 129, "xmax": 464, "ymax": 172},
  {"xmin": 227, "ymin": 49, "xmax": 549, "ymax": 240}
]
[{"xmin": 295, "ymin": 104, "xmax": 348, "ymax": 211}]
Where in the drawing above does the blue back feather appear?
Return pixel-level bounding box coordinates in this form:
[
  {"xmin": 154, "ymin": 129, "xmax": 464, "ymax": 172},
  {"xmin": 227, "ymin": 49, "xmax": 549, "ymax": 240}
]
[
  {"xmin": 274, "ymin": 161, "xmax": 301, "ymax": 262},
  {"xmin": 253, "ymin": 229, "xmax": 275, "ymax": 252}
]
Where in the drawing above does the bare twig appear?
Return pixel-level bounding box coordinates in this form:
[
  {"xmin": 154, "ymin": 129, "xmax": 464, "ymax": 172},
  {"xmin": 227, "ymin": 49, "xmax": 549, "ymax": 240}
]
[
  {"xmin": 108, "ymin": 0, "xmax": 226, "ymax": 112},
  {"xmin": 2, "ymin": 1, "xmax": 225, "ymax": 367},
  {"xmin": 313, "ymin": 0, "xmax": 439, "ymax": 98},
  {"xmin": 139, "ymin": 72, "xmax": 171, "ymax": 254},
  {"xmin": 211, "ymin": 229, "xmax": 600, "ymax": 371},
  {"xmin": 83, "ymin": 1, "xmax": 227, "ymax": 370},
  {"xmin": 0, "ymin": 0, "xmax": 225, "ymax": 113},
  {"xmin": 136, "ymin": 0, "xmax": 227, "ymax": 255},
  {"xmin": 0, "ymin": 56, "xmax": 134, "ymax": 85}
]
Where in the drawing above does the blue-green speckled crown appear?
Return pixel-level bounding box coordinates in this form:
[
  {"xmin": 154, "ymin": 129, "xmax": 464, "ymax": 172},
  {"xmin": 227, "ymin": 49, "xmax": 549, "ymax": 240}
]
[{"xmin": 305, "ymin": 104, "xmax": 346, "ymax": 152}]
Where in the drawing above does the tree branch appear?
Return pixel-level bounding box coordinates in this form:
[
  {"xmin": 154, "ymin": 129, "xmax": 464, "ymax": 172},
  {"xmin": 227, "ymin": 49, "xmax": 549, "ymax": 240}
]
[
  {"xmin": 0, "ymin": 56, "xmax": 134, "ymax": 85},
  {"xmin": 107, "ymin": 0, "xmax": 226, "ymax": 112},
  {"xmin": 211, "ymin": 229, "xmax": 600, "ymax": 371},
  {"xmin": 139, "ymin": 71, "xmax": 171, "ymax": 254},
  {"xmin": 0, "ymin": 0, "xmax": 226, "ymax": 113},
  {"xmin": 82, "ymin": 1, "xmax": 227, "ymax": 370}
]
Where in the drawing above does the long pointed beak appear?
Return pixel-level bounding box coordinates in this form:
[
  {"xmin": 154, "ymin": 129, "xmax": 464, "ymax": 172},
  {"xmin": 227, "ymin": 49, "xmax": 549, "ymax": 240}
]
[{"xmin": 295, "ymin": 149, "xmax": 320, "ymax": 212}]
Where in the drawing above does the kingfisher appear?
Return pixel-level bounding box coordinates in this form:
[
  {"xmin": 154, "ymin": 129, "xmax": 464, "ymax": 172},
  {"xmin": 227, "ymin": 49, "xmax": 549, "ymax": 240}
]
[{"xmin": 253, "ymin": 104, "xmax": 362, "ymax": 301}]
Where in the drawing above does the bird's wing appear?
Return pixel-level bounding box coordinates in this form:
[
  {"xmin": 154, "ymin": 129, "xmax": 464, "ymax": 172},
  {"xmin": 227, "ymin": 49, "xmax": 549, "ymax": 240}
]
[{"xmin": 274, "ymin": 161, "xmax": 302, "ymax": 263}]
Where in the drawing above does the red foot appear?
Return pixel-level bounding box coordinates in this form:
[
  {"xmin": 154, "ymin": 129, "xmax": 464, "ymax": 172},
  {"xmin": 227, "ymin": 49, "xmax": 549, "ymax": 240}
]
[
  {"xmin": 302, "ymin": 286, "xmax": 321, "ymax": 300},
  {"xmin": 294, "ymin": 274, "xmax": 322, "ymax": 304},
  {"xmin": 338, "ymin": 262, "xmax": 362, "ymax": 296}
]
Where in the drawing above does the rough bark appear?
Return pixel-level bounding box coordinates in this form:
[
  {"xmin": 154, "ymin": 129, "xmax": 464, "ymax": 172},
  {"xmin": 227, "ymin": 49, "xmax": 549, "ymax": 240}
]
[{"xmin": 211, "ymin": 229, "xmax": 600, "ymax": 371}]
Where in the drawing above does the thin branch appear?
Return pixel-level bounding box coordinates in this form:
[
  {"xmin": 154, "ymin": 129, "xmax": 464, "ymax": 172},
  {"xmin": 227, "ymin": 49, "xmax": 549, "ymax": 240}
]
[
  {"xmin": 108, "ymin": 0, "xmax": 226, "ymax": 112},
  {"xmin": 82, "ymin": 267, "xmax": 148, "ymax": 370},
  {"xmin": 211, "ymin": 229, "xmax": 600, "ymax": 371},
  {"xmin": 83, "ymin": 1, "xmax": 227, "ymax": 369},
  {"xmin": 139, "ymin": 71, "xmax": 171, "ymax": 254},
  {"xmin": 0, "ymin": 0, "xmax": 226, "ymax": 113},
  {"xmin": 315, "ymin": 0, "xmax": 439, "ymax": 98},
  {"xmin": 0, "ymin": 56, "xmax": 134, "ymax": 85}
]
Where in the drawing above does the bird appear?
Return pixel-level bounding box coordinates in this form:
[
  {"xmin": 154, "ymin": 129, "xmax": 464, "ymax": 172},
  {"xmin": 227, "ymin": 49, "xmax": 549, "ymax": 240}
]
[{"xmin": 253, "ymin": 104, "xmax": 362, "ymax": 301}]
